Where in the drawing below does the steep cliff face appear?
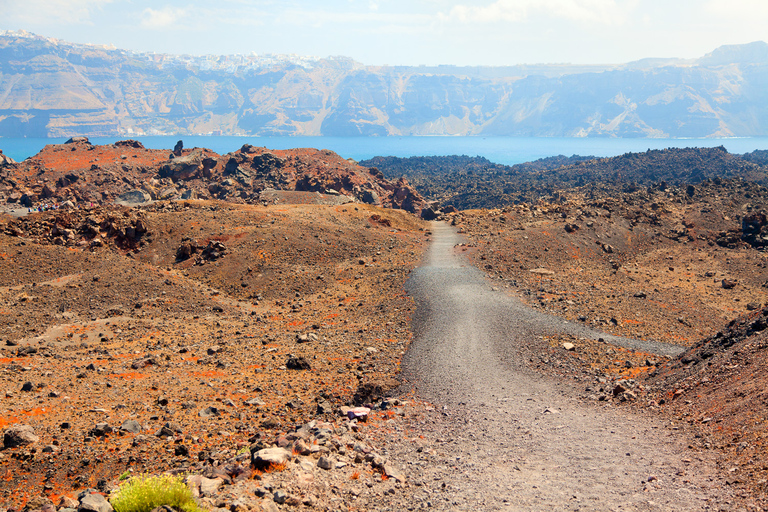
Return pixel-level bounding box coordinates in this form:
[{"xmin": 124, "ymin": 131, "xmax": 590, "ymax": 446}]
[{"xmin": 2, "ymin": 32, "xmax": 768, "ymax": 138}]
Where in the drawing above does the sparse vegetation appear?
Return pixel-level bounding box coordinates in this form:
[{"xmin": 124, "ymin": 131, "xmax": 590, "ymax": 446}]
[{"xmin": 109, "ymin": 474, "xmax": 205, "ymax": 512}]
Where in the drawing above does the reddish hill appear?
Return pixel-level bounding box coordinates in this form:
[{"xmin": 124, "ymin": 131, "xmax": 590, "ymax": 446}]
[
  {"xmin": 647, "ymin": 306, "xmax": 768, "ymax": 496},
  {"xmin": 0, "ymin": 138, "xmax": 427, "ymax": 216}
]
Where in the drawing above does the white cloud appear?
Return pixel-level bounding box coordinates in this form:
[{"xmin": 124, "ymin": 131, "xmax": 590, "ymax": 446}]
[
  {"xmin": 0, "ymin": 0, "xmax": 112, "ymax": 25},
  {"xmin": 704, "ymin": 0, "xmax": 768, "ymax": 19},
  {"xmin": 141, "ymin": 6, "xmax": 190, "ymax": 29},
  {"xmin": 441, "ymin": 0, "xmax": 629, "ymax": 25}
]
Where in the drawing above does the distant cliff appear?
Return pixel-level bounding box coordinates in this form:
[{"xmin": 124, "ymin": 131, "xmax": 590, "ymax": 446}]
[{"xmin": 2, "ymin": 31, "xmax": 768, "ymax": 138}]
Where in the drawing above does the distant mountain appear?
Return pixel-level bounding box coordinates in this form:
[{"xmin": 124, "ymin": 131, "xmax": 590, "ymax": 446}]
[{"xmin": 2, "ymin": 31, "xmax": 768, "ymax": 138}]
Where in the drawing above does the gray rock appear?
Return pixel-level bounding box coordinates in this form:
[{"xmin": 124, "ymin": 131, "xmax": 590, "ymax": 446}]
[
  {"xmin": 116, "ymin": 190, "xmax": 151, "ymax": 205},
  {"xmin": 199, "ymin": 406, "xmax": 220, "ymax": 418},
  {"xmin": 273, "ymin": 490, "xmax": 288, "ymax": 504},
  {"xmin": 252, "ymin": 447, "xmax": 291, "ymax": 469},
  {"xmin": 199, "ymin": 477, "xmax": 224, "ymax": 496},
  {"xmin": 66, "ymin": 136, "xmax": 90, "ymax": 144},
  {"xmin": 383, "ymin": 463, "xmax": 407, "ymax": 483},
  {"xmin": 317, "ymin": 456, "xmax": 334, "ymax": 470},
  {"xmin": 293, "ymin": 438, "xmax": 311, "ymax": 456},
  {"xmin": 120, "ymin": 419, "xmax": 142, "ymax": 434},
  {"xmin": 88, "ymin": 423, "xmax": 112, "ymax": 437},
  {"xmin": 59, "ymin": 496, "xmax": 79, "ymax": 509},
  {"xmin": 245, "ymin": 397, "xmax": 265, "ymax": 407},
  {"xmin": 316, "ymin": 400, "xmax": 333, "ymax": 415},
  {"xmin": 158, "ymin": 187, "xmax": 178, "ymax": 200},
  {"xmin": 156, "ymin": 425, "xmax": 175, "ymax": 437},
  {"xmin": 78, "ymin": 493, "xmax": 113, "ymax": 512},
  {"xmin": 260, "ymin": 500, "xmax": 279, "ymax": 512},
  {"xmin": 3, "ymin": 424, "xmax": 39, "ymax": 448}
]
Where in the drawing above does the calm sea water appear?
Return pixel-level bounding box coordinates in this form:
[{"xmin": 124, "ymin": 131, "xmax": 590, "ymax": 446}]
[{"xmin": 3, "ymin": 136, "xmax": 768, "ymax": 166}]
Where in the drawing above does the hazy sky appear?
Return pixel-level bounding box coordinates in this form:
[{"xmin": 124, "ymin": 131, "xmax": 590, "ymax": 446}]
[{"xmin": 1, "ymin": 0, "xmax": 767, "ymax": 65}]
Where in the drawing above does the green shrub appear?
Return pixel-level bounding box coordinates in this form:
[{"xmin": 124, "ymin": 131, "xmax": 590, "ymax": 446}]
[{"xmin": 110, "ymin": 473, "xmax": 205, "ymax": 512}]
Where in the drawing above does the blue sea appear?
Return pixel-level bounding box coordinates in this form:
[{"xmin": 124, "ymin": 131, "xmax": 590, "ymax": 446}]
[{"xmin": 2, "ymin": 136, "xmax": 768, "ymax": 166}]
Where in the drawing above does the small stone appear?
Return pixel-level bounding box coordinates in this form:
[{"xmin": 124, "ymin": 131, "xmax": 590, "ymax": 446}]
[
  {"xmin": 156, "ymin": 425, "xmax": 175, "ymax": 438},
  {"xmin": 229, "ymin": 499, "xmax": 251, "ymax": 512},
  {"xmin": 199, "ymin": 406, "xmax": 220, "ymax": 418},
  {"xmin": 273, "ymin": 490, "xmax": 288, "ymax": 504},
  {"xmin": 562, "ymin": 342, "xmax": 575, "ymax": 351},
  {"xmin": 347, "ymin": 407, "xmax": 370, "ymax": 421},
  {"xmin": 120, "ymin": 420, "xmax": 142, "ymax": 434},
  {"xmin": 293, "ymin": 439, "xmax": 311, "ymax": 456},
  {"xmin": 621, "ymin": 390, "xmax": 637, "ymax": 402},
  {"xmin": 317, "ymin": 456, "xmax": 334, "ymax": 470},
  {"xmin": 383, "ymin": 463, "xmax": 406, "ymax": 483}
]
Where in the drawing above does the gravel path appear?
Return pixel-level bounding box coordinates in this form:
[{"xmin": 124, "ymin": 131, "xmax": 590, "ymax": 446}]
[{"xmin": 392, "ymin": 222, "xmax": 734, "ymax": 511}]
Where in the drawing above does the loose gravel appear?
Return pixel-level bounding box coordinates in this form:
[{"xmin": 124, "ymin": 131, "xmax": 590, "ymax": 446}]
[{"xmin": 390, "ymin": 222, "xmax": 735, "ymax": 511}]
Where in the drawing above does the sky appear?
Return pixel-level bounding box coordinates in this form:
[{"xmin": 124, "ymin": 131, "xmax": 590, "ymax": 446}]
[{"xmin": 1, "ymin": 0, "xmax": 767, "ymax": 66}]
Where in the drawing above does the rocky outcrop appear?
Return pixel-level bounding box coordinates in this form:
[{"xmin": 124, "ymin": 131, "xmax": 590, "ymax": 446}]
[
  {"xmin": 0, "ymin": 141, "xmax": 428, "ymax": 216},
  {"xmin": 363, "ymin": 148, "xmax": 768, "ymax": 211},
  {"xmin": 0, "ymin": 150, "xmax": 15, "ymax": 168},
  {"xmin": 159, "ymin": 149, "xmax": 218, "ymax": 181},
  {"xmin": 1, "ymin": 207, "xmax": 150, "ymax": 250}
]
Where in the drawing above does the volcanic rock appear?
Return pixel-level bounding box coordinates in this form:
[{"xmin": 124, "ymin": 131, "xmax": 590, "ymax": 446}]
[{"xmin": 3, "ymin": 424, "xmax": 39, "ymax": 448}]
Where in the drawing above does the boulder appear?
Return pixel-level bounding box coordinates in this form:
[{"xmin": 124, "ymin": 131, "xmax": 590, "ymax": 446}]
[
  {"xmin": 65, "ymin": 136, "xmax": 90, "ymax": 145},
  {"xmin": 114, "ymin": 140, "xmax": 144, "ymax": 149},
  {"xmin": 252, "ymin": 447, "xmax": 291, "ymax": 469},
  {"xmin": 3, "ymin": 424, "xmax": 39, "ymax": 448},
  {"xmin": 78, "ymin": 493, "xmax": 112, "ymax": 512},
  {"xmin": 0, "ymin": 150, "xmax": 15, "ymax": 167},
  {"xmin": 116, "ymin": 190, "xmax": 151, "ymax": 205},
  {"xmin": 286, "ymin": 356, "xmax": 311, "ymax": 370},
  {"xmin": 159, "ymin": 149, "xmax": 214, "ymax": 181}
]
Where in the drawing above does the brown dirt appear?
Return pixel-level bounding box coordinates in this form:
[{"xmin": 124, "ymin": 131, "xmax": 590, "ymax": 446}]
[
  {"xmin": 450, "ymin": 187, "xmax": 768, "ymax": 506},
  {"xmin": 0, "ymin": 200, "xmax": 428, "ymax": 506}
]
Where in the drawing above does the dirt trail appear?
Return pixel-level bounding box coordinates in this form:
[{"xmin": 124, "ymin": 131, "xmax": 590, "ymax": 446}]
[{"xmin": 394, "ymin": 222, "xmax": 733, "ymax": 511}]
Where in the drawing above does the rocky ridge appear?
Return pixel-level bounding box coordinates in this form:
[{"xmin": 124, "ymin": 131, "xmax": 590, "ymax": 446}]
[
  {"xmin": 0, "ymin": 139, "xmax": 427, "ymax": 217},
  {"xmin": 364, "ymin": 147, "xmax": 768, "ymax": 210}
]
